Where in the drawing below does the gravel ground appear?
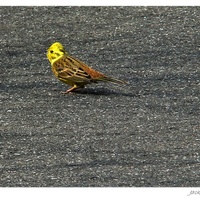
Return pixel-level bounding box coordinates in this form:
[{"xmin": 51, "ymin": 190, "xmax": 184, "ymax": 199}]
[{"xmin": 0, "ymin": 6, "xmax": 200, "ymax": 187}]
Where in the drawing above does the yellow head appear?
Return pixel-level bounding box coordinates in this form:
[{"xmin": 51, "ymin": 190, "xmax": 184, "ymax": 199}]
[{"xmin": 47, "ymin": 42, "xmax": 67, "ymax": 65}]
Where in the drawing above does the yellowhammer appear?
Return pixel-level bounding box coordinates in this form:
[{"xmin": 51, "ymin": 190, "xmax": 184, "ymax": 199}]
[{"xmin": 47, "ymin": 42, "xmax": 126, "ymax": 93}]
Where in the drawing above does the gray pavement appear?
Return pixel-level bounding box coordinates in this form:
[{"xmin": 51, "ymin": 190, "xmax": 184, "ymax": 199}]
[{"xmin": 0, "ymin": 7, "xmax": 200, "ymax": 187}]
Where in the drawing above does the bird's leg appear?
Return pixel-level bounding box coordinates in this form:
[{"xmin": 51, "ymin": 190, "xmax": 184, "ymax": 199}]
[{"xmin": 61, "ymin": 85, "xmax": 79, "ymax": 94}]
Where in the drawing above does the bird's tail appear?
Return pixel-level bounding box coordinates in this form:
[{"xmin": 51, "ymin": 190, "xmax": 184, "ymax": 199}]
[{"xmin": 97, "ymin": 76, "xmax": 127, "ymax": 84}]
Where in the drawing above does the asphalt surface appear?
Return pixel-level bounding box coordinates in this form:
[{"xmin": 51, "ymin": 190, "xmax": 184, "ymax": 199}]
[{"xmin": 0, "ymin": 7, "xmax": 200, "ymax": 187}]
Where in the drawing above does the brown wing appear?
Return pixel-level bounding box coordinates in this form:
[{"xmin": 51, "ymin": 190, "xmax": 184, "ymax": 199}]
[
  {"xmin": 53, "ymin": 55, "xmax": 94, "ymax": 83},
  {"xmin": 70, "ymin": 56, "xmax": 127, "ymax": 84},
  {"xmin": 68, "ymin": 56, "xmax": 106, "ymax": 79},
  {"xmin": 53, "ymin": 54, "xmax": 126, "ymax": 85}
]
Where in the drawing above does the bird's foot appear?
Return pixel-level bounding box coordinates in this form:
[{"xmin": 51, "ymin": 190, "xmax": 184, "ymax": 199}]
[{"xmin": 60, "ymin": 86, "xmax": 78, "ymax": 94}]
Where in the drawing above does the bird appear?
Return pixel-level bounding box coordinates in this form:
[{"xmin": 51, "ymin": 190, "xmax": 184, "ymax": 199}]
[{"xmin": 47, "ymin": 42, "xmax": 127, "ymax": 93}]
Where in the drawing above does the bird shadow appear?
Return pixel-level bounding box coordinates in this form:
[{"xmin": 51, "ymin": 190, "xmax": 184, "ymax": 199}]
[{"xmin": 73, "ymin": 87, "xmax": 136, "ymax": 98}]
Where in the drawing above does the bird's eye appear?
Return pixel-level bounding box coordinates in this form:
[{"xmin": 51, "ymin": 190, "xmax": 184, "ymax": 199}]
[{"xmin": 50, "ymin": 50, "xmax": 54, "ymax": 53}]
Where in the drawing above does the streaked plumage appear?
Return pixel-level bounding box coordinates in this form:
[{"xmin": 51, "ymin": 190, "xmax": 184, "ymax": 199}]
[{"xmin": 47, "ymin": 42, "xmax": 126, "ymax": 93}]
